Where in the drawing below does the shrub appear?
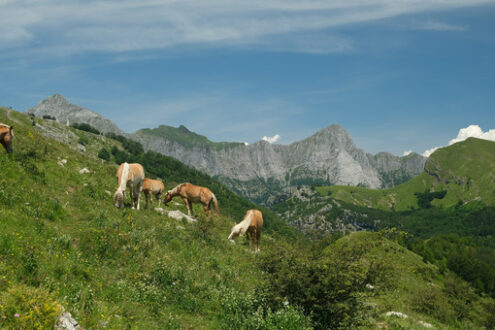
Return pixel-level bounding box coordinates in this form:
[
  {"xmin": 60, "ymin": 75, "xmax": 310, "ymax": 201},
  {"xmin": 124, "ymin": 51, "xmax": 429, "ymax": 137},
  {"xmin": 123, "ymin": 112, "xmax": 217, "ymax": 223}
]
[{"xmin": 98, "ymin": 148, "xmax": 111, "ymax": 161}]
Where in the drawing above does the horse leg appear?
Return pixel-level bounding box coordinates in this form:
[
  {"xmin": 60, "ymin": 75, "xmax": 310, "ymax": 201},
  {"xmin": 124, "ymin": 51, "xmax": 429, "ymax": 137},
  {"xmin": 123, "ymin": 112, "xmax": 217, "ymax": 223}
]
[
  {"xmin": 136, "ymin": 184, "xmax": 142, "ymax": 210},
  {"xmin": 256, "ymin": 229, "xmax": 261, "ymax": 252},
  {"xmin": 183, "ymin": 197, "xmax": 191, "ymax": 216},
  {"xmin": 157, "ymin": 193, "xmax": 162, "ymax": 207},
  {"xmin": 203, "ymin": 203, "xmax": 210, "ymax": 217},
  {"xmin": 189, "ymin": 200, "xmax": 194, "ymax": 216}
]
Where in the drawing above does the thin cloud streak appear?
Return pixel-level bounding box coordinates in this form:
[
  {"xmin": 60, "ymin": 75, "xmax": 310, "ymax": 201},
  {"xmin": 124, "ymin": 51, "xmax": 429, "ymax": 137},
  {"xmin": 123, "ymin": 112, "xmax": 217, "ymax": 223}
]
[{"xmin": 0, "ymin": 0, "xmax": 492, "ymax": 58}]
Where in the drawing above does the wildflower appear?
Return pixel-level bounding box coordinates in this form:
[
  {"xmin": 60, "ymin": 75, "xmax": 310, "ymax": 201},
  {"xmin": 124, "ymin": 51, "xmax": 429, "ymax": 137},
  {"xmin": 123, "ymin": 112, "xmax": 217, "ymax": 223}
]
[{"xmin": 14, "ymin": 313, "xmax": 20, "ymax": 318}]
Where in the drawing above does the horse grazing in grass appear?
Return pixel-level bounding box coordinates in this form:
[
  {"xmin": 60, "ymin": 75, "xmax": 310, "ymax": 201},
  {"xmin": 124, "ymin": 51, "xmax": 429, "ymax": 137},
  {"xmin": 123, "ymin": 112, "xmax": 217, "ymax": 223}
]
[
  {"xmin": 142, "ymin": 178, "xmax": 165, "ymax": 208},
  {"xmin": 0, "ymin": 124, "xmax": 14, "ymax": 154},
  {"xmin": 114, "ymin": 162, "xmax": 145, "ymax": 210},
  {"xmin": 164, "ymin": 183, "xmax": 219, "ymax": 217},
  {"xmin": 228, "ymin": 209, "xmax": 263, "ymax": 252}
]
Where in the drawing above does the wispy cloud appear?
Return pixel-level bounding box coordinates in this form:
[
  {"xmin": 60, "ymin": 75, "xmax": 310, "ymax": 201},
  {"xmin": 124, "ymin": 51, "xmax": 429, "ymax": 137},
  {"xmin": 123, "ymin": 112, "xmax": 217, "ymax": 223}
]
[
  {"xmin": 412, "ymin": 20, "xmax": 468, "ymax": 31},
  {"xmin": 423, "ymin": 125, "xmax": 495, "ymax": 157},
  {"xmin": 0, "ymin": 0, "xmax": 492, "ymax": 58}
]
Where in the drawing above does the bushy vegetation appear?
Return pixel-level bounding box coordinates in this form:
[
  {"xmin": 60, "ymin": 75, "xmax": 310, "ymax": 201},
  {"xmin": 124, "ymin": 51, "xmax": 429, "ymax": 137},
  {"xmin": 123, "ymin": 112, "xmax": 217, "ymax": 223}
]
[{"xmin": 71, "ymin": 122, "xmax": 101, "ymax": 135}]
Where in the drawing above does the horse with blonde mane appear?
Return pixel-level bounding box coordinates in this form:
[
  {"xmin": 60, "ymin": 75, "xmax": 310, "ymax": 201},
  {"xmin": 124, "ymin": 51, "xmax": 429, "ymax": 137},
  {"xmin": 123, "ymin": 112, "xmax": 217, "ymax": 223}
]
[
  {"xmin": 164, "ymin": 183, "xmax": 219, "ymax": 217},
  {"xmin": 142, "ymin": 178, "xmax": 165, "ymax": 208},
  {"xmin": 228, "ymin": 209, "xmax": 263, "ymax": 252},
  {"xmin": 0, "ymin": 124, "xmax": 14, "ymax": 154},
  {"xmin": 114, "ymin": 162, "xmax": 145, "ymax": 210}
]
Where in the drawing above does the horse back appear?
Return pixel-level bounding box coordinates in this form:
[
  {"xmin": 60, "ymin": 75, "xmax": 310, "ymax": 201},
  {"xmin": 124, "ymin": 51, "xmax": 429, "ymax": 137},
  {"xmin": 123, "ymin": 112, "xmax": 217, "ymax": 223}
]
[
  {"xmin": 129, "ymin": 163, "xmax": 145, "ymax": 181},
  {"xmin": 250, "ymin": 210, "xmax": 263, "ymax": 229}
]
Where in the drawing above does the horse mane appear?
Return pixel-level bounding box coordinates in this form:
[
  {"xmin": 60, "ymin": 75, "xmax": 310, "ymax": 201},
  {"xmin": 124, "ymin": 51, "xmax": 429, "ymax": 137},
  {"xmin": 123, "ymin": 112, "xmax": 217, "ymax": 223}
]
[
  {"xmin": 116, "ymin": 162, "xmax": 130, "ymax": 193},
  {"xmin": 168, "ymin": 183, "xmax": 185, "ymax": 196},
  {"xmin": 237, "ymin": 210, "xmax": 253, "ymax": 235}
]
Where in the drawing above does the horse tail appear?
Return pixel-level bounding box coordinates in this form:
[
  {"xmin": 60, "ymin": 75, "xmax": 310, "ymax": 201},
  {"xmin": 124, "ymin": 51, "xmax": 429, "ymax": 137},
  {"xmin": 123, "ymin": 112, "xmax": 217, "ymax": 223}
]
[
  {"xmin": 210, "ymin": 192, "xmax": 219, "ymax": 216},
  {"xmin": 119, "ymin": 162, "xmax": 130, "ymax": 191}
]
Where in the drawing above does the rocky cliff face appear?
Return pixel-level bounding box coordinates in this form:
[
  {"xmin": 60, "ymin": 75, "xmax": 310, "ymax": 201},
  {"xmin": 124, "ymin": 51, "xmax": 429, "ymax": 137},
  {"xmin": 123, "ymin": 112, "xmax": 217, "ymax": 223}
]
[
  {"xmin": 26, "ymin": 94, "xmax": 124, "ymax": 135},
  {"xmin": 133, "ymin": 124, "xmax": 426, "ymax": 204}
]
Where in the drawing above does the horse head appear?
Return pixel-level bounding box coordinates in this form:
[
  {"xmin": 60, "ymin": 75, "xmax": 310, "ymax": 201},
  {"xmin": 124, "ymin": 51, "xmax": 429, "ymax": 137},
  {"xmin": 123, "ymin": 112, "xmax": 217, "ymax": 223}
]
[
  {"xmin": 228, "ymin": 222, "xmax": 239, "ymax": 241},
  {"xmin": 1, "ymin": 126, "xmax": 13, "ymax": 154},
  {"xmin": 163, "ymin": 191, "xmax": 173, "ymax": 205},
  {"xmin": 114, "ymin": 189, "xmax": 125, "ymax": 208}
]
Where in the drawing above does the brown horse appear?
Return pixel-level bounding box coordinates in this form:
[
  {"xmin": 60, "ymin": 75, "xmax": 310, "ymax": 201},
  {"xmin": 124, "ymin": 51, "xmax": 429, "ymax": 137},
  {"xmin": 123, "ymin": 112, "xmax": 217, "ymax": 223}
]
[
  {"xmin": 142, "ymin": 178, "xmax": 165, "ymax": 208},
  {"xmin": 114, "ymin": 162, "xmax": 145, "ymax": 210},
  {"xmin": 228, "ymin": 209, "xmax": 263, "ymax": 252},
  {"xmin": 164, "ymin": 183, "xmax": 219, "ymax": 217},
  {"xmin": 0, "ymin": 124, "xmax": 14, "ymax": 153}
]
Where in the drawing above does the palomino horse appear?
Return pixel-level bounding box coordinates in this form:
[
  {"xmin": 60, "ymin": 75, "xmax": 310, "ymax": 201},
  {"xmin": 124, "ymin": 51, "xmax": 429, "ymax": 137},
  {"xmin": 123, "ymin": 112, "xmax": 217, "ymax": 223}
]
[
  {"xmin": 164, "ymin": 183, "xmax": 219, "ymax": 217},
  {"xmin": 142, "ymin": 178, "xmax": 165, "ymax": 209},
  {"xmin": 114, "ymin": 162, "xmax": 145, "ymax": 210},
  {"xmin": 228, "ymin": 209, "xmax": 263, "ymax": 252},
  {"xmin": 0, "ymin": 124, "xmax": 14, "ymax": 153}
]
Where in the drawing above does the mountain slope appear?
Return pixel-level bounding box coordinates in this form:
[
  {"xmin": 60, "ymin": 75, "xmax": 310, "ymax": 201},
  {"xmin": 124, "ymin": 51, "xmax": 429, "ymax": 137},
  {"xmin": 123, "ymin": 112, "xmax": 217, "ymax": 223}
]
[
  {"xmin": 26, "ymin": 94, "xmax": 124, "ymax": 135},
  {"xmin": 317, "ymin": 138, "xmax": 495, "ymax": 211},
  {"xmin": 1, "ymin": 107, "xmax": 494, "ymax": 329}
]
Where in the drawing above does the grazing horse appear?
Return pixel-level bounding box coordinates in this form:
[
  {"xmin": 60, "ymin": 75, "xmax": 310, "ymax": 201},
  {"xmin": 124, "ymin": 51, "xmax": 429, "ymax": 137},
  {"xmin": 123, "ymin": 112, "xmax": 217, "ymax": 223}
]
[
  {"xmin": 142, "ymin": 178, "xmax": 165, "ymax": 208},
  {"xmin": 228, "ymin": 209, "xmax": 263, "ymax": 252},
  {"xmin": 164, "ymin": 183, "xmax": 219, "ymax": 217},
  {"xmin": 0, "ymin": 124, "xmax": 14, "ymax": 153},
  {"xmin": 114, "ymin": 162, "xmax": 145, "ymax": 210}
]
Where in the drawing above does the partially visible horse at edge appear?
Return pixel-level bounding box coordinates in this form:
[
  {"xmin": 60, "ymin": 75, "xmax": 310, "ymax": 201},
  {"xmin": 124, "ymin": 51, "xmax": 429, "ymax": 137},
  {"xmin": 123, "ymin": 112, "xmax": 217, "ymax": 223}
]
[
  {"xmin": 114, "ymin": 162, "xmax": 145, "ymax": 210},
  {"xmin": 228, "ymin": 209, "xmax": 263, "ymax": 252},
  {"xmin": 0, "ymin": 124, "xmax": 14, "ymax": 154},
  {"xmin": 164, "ymin": 183, "xmax": 219, "ymax": 217},
  {"xmin": 142, "ymin": 178, "xmax": 165, "ymax": 209}
]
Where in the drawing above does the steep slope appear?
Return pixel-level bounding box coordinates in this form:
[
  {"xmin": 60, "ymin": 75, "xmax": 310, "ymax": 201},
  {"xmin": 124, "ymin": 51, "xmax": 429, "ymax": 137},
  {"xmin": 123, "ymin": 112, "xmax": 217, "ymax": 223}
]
[
  {"xmin": 0, "ymin": 107, "xmax": 303, "ymax": 328},
  {"xmin": 26, "ymin": 94, "xmax": 124, "ymax": 135},
  {"xmin": 317, "ymin": 138, "xmax": 495, "ymax": 211}
]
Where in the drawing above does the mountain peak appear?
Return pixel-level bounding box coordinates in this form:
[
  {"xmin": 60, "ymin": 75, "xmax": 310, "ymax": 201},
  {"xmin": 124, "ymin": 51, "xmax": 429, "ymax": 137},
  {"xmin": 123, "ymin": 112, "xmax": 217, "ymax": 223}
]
[{"xmin": 27, "ymin": 94, "xmax": 124, "ymax": 135}]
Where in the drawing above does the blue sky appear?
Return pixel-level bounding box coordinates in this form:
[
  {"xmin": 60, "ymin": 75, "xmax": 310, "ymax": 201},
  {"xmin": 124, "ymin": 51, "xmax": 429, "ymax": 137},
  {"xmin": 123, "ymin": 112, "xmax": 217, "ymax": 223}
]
[{"xmin": 1, "ymin": 0, "xmax": 494, "ymax": 155}]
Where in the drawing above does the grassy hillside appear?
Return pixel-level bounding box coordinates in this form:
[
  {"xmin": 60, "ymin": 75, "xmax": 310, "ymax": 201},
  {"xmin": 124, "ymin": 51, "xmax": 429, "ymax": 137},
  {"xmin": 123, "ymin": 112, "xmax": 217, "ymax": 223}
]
[
  {"xmin": 1, "ymin": 107, "xmax": 494, "ymax": 329},
  {"xmin": 316, "ymin": 138, "xmax": 495, "ymax": 211}
]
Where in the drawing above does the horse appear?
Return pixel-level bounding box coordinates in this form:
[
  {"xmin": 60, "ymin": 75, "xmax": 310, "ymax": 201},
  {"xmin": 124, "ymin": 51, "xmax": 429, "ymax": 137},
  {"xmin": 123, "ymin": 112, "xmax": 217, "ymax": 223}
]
[
  {"xmin": 142, "ymin": 178, "xmax": 165, "ymax": 209},
  {"xmin": 228, "ymin": 209, "xmax": 263, "ymax": 252},
  {"xmin": 0, "ymin": 124, "xmax": 14, "ymax": 153},
  {"xmin": 114, "ymin": 162, "xmax": 145, "ymax": 210},
  {"xmin": 164, "ymin": 183, "xmax": 219, "ymax": 217}
]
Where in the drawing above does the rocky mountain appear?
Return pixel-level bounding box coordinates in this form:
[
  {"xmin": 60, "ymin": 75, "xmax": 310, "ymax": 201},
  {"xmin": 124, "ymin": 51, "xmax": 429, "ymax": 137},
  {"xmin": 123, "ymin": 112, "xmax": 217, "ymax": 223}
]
[
  {"xmin": 26, "ymin": 95, "xmax": 426, "ymax": 204},
  {"xmin": 132, "ymin": 124, "xmax": 426, "ymax": 204},
  {"xmin": 26, "ymin": 94, "xmax": 124, "ymax": 135}
]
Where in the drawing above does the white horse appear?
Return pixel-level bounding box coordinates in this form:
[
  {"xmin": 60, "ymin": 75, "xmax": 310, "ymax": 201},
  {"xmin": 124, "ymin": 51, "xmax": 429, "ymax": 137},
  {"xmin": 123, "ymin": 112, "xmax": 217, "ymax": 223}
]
[
  {"xmin": 228, "ymin": 209, "xmax": 263, "ymax": 252},
  {"xmin": 114, "ymin": 162, "xmax": 145, "ymax": 210}
]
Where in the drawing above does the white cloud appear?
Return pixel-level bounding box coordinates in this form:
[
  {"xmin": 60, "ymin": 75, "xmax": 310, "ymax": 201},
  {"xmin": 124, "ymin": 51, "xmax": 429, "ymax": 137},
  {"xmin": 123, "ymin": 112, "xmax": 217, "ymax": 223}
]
[
  {"xmin": 262, "ymin": 134, "xmax": 280, "ymax": 144},
  {"xmin": 403, "ymin": 150, "xmax": 412, "ymax": 156},
  {"xmin": 423, "ymin": 125, "xmax": 495, "ymax": 157},
  {"xmin": 0, "ymin": 0, "xmax": 493, "ymax": 57}
]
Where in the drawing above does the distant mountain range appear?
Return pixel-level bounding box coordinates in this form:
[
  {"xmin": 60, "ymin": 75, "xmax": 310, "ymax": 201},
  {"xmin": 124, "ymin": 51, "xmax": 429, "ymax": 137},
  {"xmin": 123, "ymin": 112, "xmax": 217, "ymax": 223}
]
[{"xmin": 26, "ymin": 94, "xmax": 426, "ymax": 204}]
